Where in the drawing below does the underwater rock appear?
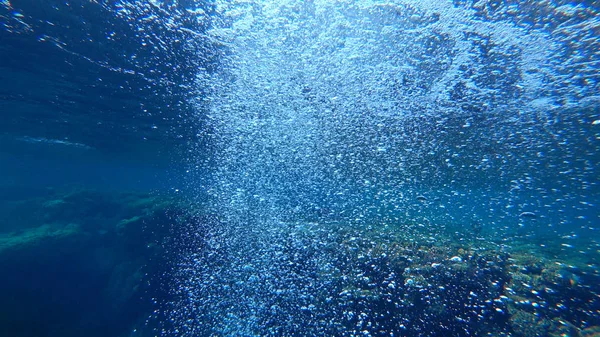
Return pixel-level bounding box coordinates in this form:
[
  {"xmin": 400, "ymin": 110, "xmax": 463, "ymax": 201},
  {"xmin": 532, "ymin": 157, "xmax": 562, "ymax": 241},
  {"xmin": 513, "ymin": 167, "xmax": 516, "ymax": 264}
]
[
  {"xmin": 163, "ymin": 218, "xmax": 600, "ymax": 337},
  {"xmin": 504, "ymin": 250, "xmax": 600, "ymax": 334},
  {"xmin": 300, "ymin": 226, "xmax": 512, "ymax": 336},
  {"xmin": 0, "ymin": 189, "xmax": 188, "ymax": 337},
  {"xmin": 4, "ymin": 194, "xmax": 598, "ymax": 337},
  {"xmin": 582, "ymin": 326, "xmax": 600, "ymax": 337},
  {"xmin": 509, "ymin": 309, "xmax": 552, "ymax": 337}
]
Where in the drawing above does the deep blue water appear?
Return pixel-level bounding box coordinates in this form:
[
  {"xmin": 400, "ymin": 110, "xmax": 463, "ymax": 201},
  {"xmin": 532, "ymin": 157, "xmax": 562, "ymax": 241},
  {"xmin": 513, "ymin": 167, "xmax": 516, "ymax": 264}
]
[{"xmin": 1, "ymin": 1, "xmax": 599, "ymax": 336}]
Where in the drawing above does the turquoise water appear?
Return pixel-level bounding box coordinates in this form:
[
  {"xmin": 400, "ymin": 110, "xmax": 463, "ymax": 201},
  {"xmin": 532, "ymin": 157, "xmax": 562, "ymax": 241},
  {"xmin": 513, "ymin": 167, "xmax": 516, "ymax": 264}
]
[{"xmin": 1, "ymin": 1, "xmax": 599, "ymax": 336}]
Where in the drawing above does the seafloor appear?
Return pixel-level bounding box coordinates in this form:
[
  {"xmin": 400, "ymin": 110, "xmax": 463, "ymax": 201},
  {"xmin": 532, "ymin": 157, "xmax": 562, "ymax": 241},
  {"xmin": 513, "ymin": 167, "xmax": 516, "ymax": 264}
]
[
  {"xmin": 0, "ymin": 188, "xmax": 598, "ymax": 337},
  {"xmin": 0, "ymin": 188, "xmax": 180, "ymax": 337}
]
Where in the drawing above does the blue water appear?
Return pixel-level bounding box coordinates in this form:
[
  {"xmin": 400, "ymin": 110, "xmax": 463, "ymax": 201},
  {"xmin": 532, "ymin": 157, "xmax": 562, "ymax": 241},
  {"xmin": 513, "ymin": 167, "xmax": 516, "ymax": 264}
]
[{"xmin": 1, "ymin": 1, "xmax": 599, "ymax": 336}]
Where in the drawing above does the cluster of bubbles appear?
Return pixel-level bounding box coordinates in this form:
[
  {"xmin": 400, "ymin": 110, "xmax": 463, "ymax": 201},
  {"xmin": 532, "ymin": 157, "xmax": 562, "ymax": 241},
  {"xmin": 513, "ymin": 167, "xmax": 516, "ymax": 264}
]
[
  {"xmin": 189, "ymin": 0, "xmax": 599, "ymax": 231},
  {"xmin": 162, "ymin": 0, "xmax": 600, "ymax": 335}
]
